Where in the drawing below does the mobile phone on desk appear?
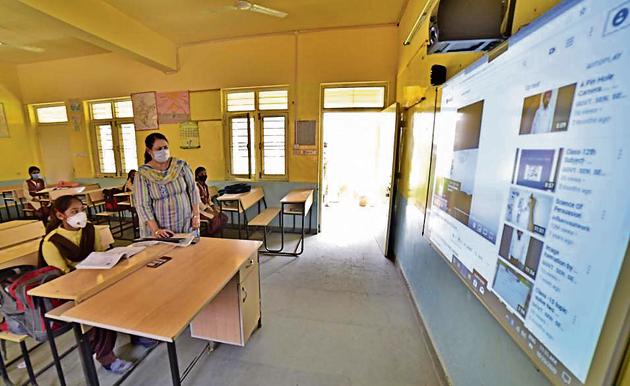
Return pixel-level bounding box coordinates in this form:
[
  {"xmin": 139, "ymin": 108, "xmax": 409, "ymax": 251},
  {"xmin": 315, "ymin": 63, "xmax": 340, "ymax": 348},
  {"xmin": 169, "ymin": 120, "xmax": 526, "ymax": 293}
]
[{"xmin": 146, "ymin": 256, "xmax": 172, "ymax": 268}]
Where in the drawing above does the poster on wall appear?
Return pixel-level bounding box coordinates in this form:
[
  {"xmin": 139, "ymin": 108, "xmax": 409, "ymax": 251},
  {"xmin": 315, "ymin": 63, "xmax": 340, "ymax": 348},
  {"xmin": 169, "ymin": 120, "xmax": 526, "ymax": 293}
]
[
  {"xmin": 0, "ymin": 103, "xmax": 8, "ymax": 138},
  {"xmin": 427, "ymin": 1, "xmax": 629, "ymax": 385},
  {"xmin": 68, "ymin": 99, "xmax": 83, "ymax": 132},
  {"xmin": 179, "ymin": 121, "xmax": 200, "ymax": 149},
  {"xmin": 157, "ymin": 91, "xmax": 190, "ymax": 124},
  {"xmin": 131, "ymin": 92, "xmax": 159, "ymax": 130}
]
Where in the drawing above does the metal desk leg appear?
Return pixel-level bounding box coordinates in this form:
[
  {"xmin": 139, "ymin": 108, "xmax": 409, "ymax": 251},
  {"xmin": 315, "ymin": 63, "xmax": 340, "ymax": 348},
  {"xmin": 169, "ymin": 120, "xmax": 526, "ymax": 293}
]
[
  {"xmin": 36, "ymin": 297, "xmax": 66, "ymax": 386},
  {"xmin": 0, "ymin": 192, "xmax": 7, "ymax": 221},
  {"xmin": 19, "ymin": 341, "xmax": 37, "ymax": 385},
  {"xmin": 167, "ymin": 342, "xmax": 181, "ymax": 386},
  {"xmin": 0, "ymin": 344, "xmax": 12, "ymax": 386},
  {"xmin": 308, "ymin": 207, "xmax": 313, "ymax": 234},
  {"xmin": 237, "ymin": 209, "xmax": 242, "ymax": 239},
  {"xmin": 72, "ymin": 324, "xmax": 99, "ymax": 386}
]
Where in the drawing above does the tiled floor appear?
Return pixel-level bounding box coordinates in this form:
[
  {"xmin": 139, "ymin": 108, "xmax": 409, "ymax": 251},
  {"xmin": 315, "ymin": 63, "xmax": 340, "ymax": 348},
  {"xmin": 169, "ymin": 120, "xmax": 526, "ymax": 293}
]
[{"xmin": 4, "ymin": 205, "xmax": 443, "ymax": 386}]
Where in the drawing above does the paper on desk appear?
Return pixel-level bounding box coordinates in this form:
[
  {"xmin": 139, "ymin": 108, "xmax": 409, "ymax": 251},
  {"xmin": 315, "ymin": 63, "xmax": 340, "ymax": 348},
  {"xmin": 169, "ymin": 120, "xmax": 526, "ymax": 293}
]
[
  {"xmin": 170, "ymin": 234, "xmax": 195, "ymax": 247},
  {"xmin": 132, "ymin": 240, "xmax": 160, "ymax": 247},
  {"xmin": 76, "ymin": 246, "xmax": 146, "ymax": 270}
]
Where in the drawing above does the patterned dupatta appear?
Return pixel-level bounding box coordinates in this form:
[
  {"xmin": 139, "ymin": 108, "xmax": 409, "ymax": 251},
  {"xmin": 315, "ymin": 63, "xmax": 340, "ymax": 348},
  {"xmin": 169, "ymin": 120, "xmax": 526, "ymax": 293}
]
[{"xmin": 138, "ymin": 157, "xmax": 185, "ymax": 184}]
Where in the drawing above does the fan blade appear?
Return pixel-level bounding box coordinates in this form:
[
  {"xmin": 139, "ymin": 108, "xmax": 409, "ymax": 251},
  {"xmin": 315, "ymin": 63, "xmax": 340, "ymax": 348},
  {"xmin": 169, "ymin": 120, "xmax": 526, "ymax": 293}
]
[
  {"xmin": 15, "ymin": 45, "xmax": 45, "ymax": 53},
  {"xmin": 249, "ymin": 3, "xmax": 287, "ymax": 18},
  {"xmin": 0, "ymin": 41, "xmax": 45, "ymax": 53}
]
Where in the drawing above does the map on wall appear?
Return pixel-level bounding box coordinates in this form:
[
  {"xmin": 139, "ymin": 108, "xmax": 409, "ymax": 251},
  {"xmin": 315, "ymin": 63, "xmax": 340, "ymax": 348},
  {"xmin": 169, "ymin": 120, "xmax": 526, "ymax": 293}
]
[
  {"xmin": 0, "ymin": 103, "xmax": 9, "ymax": 138},
  {"xmin": 157, "ymin": 91, "xmax": 190, "ymax": 124},
  {"xmin": 131, "ymin": 92, "xmax": 159, "ymax": 130}
]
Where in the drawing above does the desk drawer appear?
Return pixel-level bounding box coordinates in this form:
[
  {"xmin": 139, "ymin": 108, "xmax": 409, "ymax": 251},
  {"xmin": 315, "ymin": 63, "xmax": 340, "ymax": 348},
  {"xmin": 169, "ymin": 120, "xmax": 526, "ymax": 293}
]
[{"xmin": 239, "ymin": 253, "xmax": 258, "ymax": 283}]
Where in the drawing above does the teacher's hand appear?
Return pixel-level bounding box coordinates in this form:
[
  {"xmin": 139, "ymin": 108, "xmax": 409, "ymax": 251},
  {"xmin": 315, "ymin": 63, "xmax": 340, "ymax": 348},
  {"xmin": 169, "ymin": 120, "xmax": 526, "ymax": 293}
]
[
  {"xmin": 192, "ymin": 215, "xmax": 200, "ymax": 229},
  {"xmin": 154, "ymin": 229, "xmax": 174, "ymax": 238}
]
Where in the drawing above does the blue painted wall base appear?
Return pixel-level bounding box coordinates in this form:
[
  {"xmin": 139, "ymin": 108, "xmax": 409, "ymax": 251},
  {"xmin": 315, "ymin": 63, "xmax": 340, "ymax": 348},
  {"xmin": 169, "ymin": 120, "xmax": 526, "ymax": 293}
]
[{"xmin": 392, "ymin": 194, "xmax": 551, "ymax": 386}]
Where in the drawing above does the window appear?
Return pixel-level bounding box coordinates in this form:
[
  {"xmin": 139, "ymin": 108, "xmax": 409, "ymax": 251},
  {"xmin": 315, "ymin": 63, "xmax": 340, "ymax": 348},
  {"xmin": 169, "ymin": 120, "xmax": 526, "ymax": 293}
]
[
  {"xmin": 34, "ymin": 103, "xmax": 68, "ymax": 124},
  {"xmin": 323, "ymin": 86, "xmax": 386, "ymax": 109},
  {"xmin": 224, "ymin": 88, "xmax": 289, "ymax": 178},
  {"xmin": 261, "ymin": 115, "xmax": 286, "ymax": 175},
  {"xmin": 89, "ymin": 98, "xmax": 138, "ymax": 176}
]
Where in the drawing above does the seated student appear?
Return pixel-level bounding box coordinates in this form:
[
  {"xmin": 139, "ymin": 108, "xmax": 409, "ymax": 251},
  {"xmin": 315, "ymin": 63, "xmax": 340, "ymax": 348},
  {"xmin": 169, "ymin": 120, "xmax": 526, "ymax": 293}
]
[
  {"xmin": 195, "ymin": 167, "xmax": 227, "ymax": 235},
  {"xmin": 40, "ymin": 195, "xmax": 134, "ymax": 374},
  {"xmin": 123, "ymin": 169, "xmax": 137, "ymax": 192},
  {"xmin": 22, "ymin": 166, "xmax": 49, "ymax": 221}
]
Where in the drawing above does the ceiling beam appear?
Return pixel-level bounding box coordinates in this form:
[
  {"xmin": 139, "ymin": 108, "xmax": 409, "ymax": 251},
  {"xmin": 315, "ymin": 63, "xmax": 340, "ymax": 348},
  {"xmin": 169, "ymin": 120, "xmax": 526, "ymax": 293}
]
[{"xmin": 17, "ymin": 0, "xmax": 178, "ymax": 72}]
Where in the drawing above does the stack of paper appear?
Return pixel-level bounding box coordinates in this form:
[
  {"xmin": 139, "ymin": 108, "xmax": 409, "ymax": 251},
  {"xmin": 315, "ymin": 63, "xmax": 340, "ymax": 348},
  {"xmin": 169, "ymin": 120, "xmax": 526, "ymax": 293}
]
[{"xmin": 76, "ymin": 246, "xmax": 146, "ymax": 270}]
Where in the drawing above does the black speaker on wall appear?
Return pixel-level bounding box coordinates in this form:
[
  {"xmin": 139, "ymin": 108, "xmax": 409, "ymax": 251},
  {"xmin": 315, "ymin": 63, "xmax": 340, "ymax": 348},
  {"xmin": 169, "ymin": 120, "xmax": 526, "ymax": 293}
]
[{"xmin": 430, "ymin": 65, "xmax": 447, "ymax": 86}]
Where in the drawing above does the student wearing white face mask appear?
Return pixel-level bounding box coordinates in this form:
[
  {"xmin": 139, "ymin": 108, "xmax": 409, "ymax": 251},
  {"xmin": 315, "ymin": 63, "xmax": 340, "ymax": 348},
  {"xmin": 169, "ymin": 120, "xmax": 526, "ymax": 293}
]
[
  {"xmin": 134, "ymin": 133, "xmax": 201, "ymax": 238},
  {"xmin": 23, "ymin": 165, "xmax": 50, "ymax": 221},
  {"xmin": 40, "ymin": 195, "xmax": 135, "ymax": 374}
]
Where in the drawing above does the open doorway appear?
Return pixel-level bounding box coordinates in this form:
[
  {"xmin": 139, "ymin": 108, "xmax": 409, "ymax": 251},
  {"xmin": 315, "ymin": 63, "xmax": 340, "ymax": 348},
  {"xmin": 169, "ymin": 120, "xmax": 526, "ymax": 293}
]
[{"xmin": 321, "ymin": 104, "xmax": 399, "ymax": 256}]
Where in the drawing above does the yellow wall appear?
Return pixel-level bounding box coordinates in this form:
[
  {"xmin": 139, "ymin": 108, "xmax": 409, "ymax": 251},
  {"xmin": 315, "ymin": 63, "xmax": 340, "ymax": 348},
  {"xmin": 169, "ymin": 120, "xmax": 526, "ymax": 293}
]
[
  {"xmin": 14, "ymin": 25, "xmax": 398, "ymax": 183},
  {"xmin": 0, "ymin": 62, "xmax": 39, "ymax": 182}
]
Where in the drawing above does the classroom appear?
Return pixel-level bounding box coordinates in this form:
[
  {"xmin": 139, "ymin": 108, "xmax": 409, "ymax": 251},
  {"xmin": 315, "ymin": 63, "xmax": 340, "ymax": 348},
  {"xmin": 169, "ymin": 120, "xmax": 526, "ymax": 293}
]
[{"xmin": 0, "ymin": 1, "xmax": 628, "ymax": 385}]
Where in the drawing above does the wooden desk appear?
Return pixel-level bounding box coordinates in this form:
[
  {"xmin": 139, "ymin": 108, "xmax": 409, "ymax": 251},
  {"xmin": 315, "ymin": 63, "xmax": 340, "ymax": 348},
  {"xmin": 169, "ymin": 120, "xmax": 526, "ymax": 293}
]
[
  {"xmin": 49, "ymin": 187, "xmax": 86, "ymax": 201},
  {"xmin": 0, "ymin": 220, "xmax": 45, "ymax": 249},
  {"xmin": 114, "ymin": 191, "xmax": 134, "ymax": 207},
  {"xmin": 261, "ymin": 189, "xmax": 314, "ymax": 256},
  {"xmin": 46, "ymin": 238, "xmax": 262, "ymax": 386},
  {"xmin": 0, "ymin": 186, "xmax": 21, "ymax": 221},
  {"xmin": 29, "ymin": 243, "xmax": 176, "ymax": 303},
  {"xmin": 281, "ymin": 189, "xmax": 314, "ymax": 215},
  {"xmin": 217, "ymin": 187, "xmax": 266, "ymax": 238},
  {"xmin": 217, "ymin": 187, "xmax": 264, "ymax": 213}
]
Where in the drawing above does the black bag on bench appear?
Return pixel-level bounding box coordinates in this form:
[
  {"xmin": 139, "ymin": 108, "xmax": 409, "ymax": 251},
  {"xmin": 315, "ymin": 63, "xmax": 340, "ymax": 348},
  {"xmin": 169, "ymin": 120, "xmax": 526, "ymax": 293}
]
[{"xmin": 221, "ymin": 183, "xmax": 251, "ymax": 195}]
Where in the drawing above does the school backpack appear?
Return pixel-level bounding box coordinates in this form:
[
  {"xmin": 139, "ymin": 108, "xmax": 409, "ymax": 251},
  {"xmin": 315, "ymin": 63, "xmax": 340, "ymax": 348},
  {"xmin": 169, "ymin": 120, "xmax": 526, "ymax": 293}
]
[
  {"xmin": 222, "ymin": 183, "xmax": 251, "ymax": 195},
  {"xmin": 0, "ymin": 265, "xmax": 67, "ymax": 341},
  {"xmin": 103, "ymin": 187, "xmax": 124, "ymax": 211}
]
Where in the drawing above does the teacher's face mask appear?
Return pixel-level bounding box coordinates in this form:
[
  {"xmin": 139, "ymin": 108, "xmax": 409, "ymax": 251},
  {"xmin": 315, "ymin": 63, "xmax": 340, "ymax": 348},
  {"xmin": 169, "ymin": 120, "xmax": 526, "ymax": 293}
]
[{"xmin": 153, "ymin": 148, "xmax": 170, "ymax": 163}]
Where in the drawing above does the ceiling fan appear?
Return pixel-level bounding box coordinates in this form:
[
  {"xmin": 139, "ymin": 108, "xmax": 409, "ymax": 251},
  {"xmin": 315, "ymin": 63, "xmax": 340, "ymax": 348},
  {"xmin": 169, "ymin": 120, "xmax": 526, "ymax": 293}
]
[
  {"xmin": 220, "ymin": 1, "xmax": 288, "ymax": 18},
  {"xmin": 0, "ymin": 41, "xmax": 45, "ymax": 53}
]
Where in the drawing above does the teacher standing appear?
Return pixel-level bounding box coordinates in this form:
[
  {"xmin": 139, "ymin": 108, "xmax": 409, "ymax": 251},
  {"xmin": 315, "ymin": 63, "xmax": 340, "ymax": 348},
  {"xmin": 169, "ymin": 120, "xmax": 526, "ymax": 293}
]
[{"xmin": 134, "ymin": 133, "xmax": 201, "ymax": 238}]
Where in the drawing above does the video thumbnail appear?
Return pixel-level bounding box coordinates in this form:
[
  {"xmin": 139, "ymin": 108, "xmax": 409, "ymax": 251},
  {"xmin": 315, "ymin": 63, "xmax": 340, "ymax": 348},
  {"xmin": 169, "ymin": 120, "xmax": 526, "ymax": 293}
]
[
  {"xmin": 436, "ymin": 101, "xmax": 483, "ymax": 225},
  {"xmin": 498, "ymin": 224, "xmax": 544, "ymax": 279},
  {"xmin": 492, "ymin": 259, "xmax": 533, "ymax": 318},
  {"xmin": 505, "ymin": 187, "xmax": 553, "ymax": 236},
  {"xmin": 512, "ymin": 148, "xmax": 562, "ymax": 192},
  {"xmin": 519, "ymin": 83, "xmax": 577, "ymax": 135}
]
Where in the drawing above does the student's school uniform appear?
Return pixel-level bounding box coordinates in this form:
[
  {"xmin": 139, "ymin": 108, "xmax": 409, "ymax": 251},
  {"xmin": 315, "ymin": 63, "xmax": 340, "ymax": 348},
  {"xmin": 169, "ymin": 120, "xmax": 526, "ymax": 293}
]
[
  {"xmin": 42, "ymin": 225, "xmax": 106, "ymax": 273},
  {"xmin": 196, "ymin": 181, "xmax": 227, "ymax": 235},
  {"xmin": 41, "ymin": 224, "xmax": 117, "ymax": 366},
  {"xmin": 23, "ymin": 178, "xmax": 49, "ymax": 219}
]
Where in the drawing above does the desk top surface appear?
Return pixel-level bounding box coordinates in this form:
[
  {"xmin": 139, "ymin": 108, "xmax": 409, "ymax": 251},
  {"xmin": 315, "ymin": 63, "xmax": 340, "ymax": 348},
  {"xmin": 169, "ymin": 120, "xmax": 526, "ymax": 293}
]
[
  {"xmin": 28, "ymin": 243, "xmax": 176, "ymax": 302},
  {"xmin": 113, "ymin": 192, "xmax": 132, "ymax": 197},
  {"xmin": 0, "ymin": 187, "xmax": 18, "ymax": 194},
  {"xmin": 281, "ymin": 189, "xmax": 314, "ymax": 204},
  {"xmin": 56, "ymin": 237, "xmax": 262, "ymax": 342},
  {"xmin": 37, "ymin": 186, "xmax": 86, "ymax": 194},
  {"xmin": 217, "ymin": 187, "xmax": 263, "ymax": 201},
  {"xmin": 0, "ymin": 220, "xmax": 39, "ymax": 231}
]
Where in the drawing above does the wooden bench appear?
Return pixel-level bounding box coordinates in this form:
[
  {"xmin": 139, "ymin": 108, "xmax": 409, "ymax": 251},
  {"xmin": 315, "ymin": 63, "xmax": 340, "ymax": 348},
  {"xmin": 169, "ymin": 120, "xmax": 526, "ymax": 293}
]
[
  {"xmin": 248, "ymin": 208, "xmax": 281, "ymax": 227},
  {"xmin": 217, "ymin": 187, "xmax": 267, "ymax": 239}
]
